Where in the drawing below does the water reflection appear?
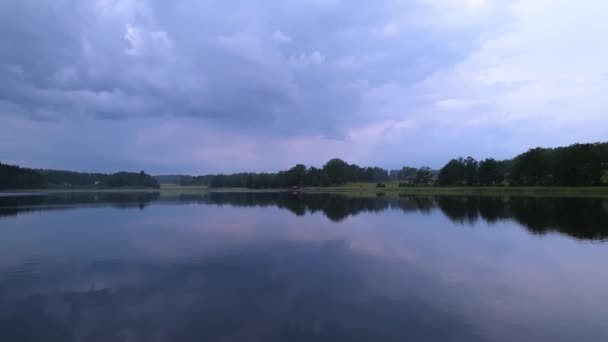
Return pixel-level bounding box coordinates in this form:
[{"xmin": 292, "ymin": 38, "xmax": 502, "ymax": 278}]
[
  {"xmin": 2, "ymin": 192, "xmax": 607, "ymax": 241},
  {"xmin": 0, "ymin": 192, "xmax": 160, "ymax": 218},
  {"xmin": 1, "ymin": 192, "xmax": 607, "ymax": 341},
  {"xmin": 0, "ymin": 240, "xmax": 480, "ymax": 342}
]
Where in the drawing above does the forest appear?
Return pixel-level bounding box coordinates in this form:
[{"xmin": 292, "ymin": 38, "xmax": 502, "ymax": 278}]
[
  {"xmin": 0, "ymin": 165, "xmax": 160, "ymax": 190},
  {"xmin": 1, "ymin": 142, "xmax": 607, "ymax": 190},
  {"xmin": 183, "ymin": 142, "xmax": 608, "ymax": 188},
  {"xmin": 437, "ymin": 142, "xmax": 608, "ymax": 186},
  {"xmin": 180, "ymin": 161, "xmax": 428, "ymax": 188}
]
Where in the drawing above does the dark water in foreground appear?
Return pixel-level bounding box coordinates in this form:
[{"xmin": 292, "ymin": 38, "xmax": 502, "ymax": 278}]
[{"xmin": 0, "ymin": 192, "xmax": 607, "ymax": 342}]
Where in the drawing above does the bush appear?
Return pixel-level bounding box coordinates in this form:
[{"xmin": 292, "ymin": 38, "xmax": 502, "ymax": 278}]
[
  {"xmin": 376, "ymin": 183, "xmax": 386, "ymax": 188},
  {"xmin": 398, "ymin": 182, "xmax": 408, "ymax": 187}
]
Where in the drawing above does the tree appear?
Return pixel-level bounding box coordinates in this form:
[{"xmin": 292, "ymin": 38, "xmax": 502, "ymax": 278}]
[
  {"xmin": 323, "ymin": 158, "xmax": 350, "ymax": 185},
  {"xmin": 102, "ymin": 171, "xmax": 160, "ymax": 188},
  {"xmin": 398, "ymin": 167, "xmax": 418, "ymax": 181},
  {"xmin": 414, "ymin": 167, "xmax": 434, "ymax": 186},
  {"xmin": 438, "ymin": 158, "xmax": 465, "ymax": 186},
  {"xmin": 320, "ymin": 173, "xmax": 331, "ymax": 187},
  {"xmin": 553, "ymin": 144, "xmax": 603, "ymax": 186},
  {"xmin": 602, "ymin": 170, "xmax": 608, "ymax": 185},
  {"xmin": 478, "ymin": 158, "xmax": 505, "ymax": 186},
  {"xmin": 304, "ymin": 167, "xmax": 322, "ymax": 186},
  {"xmin": 284, "ymin": 164, "xmax": 307, "ymax": 187},
  {"xmin": 462, "ymin": 157, "xmax": 478, "ymax": 185},
  {"xmin": 510, "ymin": 148, "xmax": 554, "ymax": 185}
]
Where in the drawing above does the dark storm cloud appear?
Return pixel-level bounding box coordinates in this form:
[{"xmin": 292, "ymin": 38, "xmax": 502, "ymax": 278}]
[
  {"xmin": 0, "ymin": 0, "xmax": 478, "ymax": 136},
  {"xmin": 2, "ymin": 0, "xmax": 606, "ymax": 173}
]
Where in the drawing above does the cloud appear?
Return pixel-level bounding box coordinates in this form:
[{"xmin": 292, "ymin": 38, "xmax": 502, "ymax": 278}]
[
  {"xmin": 288, "ymin": 51, "xmax": 326, "ymax": 69},
  {"xmin": 0, "ymin": 0, "xmax": 606, "ymax": 173},
  {"xmin": 124, "ymin": 24, "xmax": 143, "ymax": 55},
  {"xmin": 372, "ymin": 23, "xmax": 400, "ymax": 39},
  {"xmin": 272, "ymin": 30, "xmax": 292, "ymax": 43},
  {"xmin": 418, "ymin": 0, "xmax": 608, "ymax": 150},
  {"xmin": 465, "ymin": 0, "xmax": 486, "ymax": 9}
]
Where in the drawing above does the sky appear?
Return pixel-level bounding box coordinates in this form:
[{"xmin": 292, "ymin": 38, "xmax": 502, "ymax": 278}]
[{"xmin": 1, "ymin": 0, "xmax": 607, "ymax": 174}]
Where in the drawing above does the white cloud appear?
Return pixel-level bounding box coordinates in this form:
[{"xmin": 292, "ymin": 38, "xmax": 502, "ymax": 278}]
[
  {"xmin": 124, "ymin": 24, "xmax": 173, "ymax": 56},
  {"xmin": 124, "ymin": 24, "xmax": 143, "ymax": 55},
  {"xmin": 288, "ymin": 51, "xmax": 326, "ymax": 69},
  {"xmin": 150, "ymin": 30, "xmax": 172, "ymax": 49},
  {"xmin": 272, "ymin": 30, "xmax": 292, "ymax": 43},
  {"xmin": 465, "ymin": 0, "xmax": 486, "ymax": 9},
  {"xmin": 435, "ymin": 99, "xmax": 482, "ymax": 110},
  {"xmin": 216, "ymin": 31, "xmax": 284, "ymax": 65},
  {"xmin": 96, "ymin": 0, "xmax": 152, "ymax": 20},
  {"xmin": 408, "ymin": 0, "xmax": 503, "ymax": 32},
  {"xmin": 372, "ymin": 23, "xmax": 400, "ymax": 39},
  {"xmin": 417, "ymin": 0, "xmax": 608, "ymax": 150}
]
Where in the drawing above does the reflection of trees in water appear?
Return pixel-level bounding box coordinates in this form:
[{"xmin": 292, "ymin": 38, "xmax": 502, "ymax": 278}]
[
  {"xmin": 436, "ymin": 197, "xmax": 480, "ymax": 224},
  {"xmin": 187, "ymin": 193, "xmax": 608, "ymax": 241},
  {"xmin": 434, "ymin": 196, "xmax": 608, "ymax": 240},
  {"xmin": 2, "ymin": 192, "xmax": 607, "ymax": 240},
  {"xmin": 508, "ymin": 197, "xmax": 608, "ymax": 240},
  {"xmin": 477, "ymin": 197, "xmax": 511, "ymax": 223},
  {"xmin": 179, "ymin": 193, "xmax": 392, "ymax": 222},
  {"xmin": 397, "ymin": 195, "xmax": 435, "ymax": 214},
  {"xmin": 0, "ymin": 192, "xmax": 160, "ymax": 219}
]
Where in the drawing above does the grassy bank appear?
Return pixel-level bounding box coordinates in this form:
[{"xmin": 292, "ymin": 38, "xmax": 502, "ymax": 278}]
[
  {"xmin": 156, "ymin": 182, "xmax": 608, "ymax": 197},
  {"xmin": 2, "ymin": 183, "xmax": 608, "ymax": 198},
  {"xmin": 160, "ymin": 184, "xmax": 209, "ymax": 191},
  {"xmin": 306, "ymin": 187, "xmax": 608, "ymax": 198},
  {"xmin": 298, "ymin": 182, "xmax": 608, "ymax": 197}
]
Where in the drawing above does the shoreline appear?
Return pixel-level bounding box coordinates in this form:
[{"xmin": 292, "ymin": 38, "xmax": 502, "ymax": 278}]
[{"xmin": 1, "ymin": 185, "xmax": 608, "ymax": 198}]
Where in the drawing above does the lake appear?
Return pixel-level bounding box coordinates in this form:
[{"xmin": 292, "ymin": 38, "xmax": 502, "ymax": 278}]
[{"xmin": 0, "ymin": 191, "xmax": 607, "ymax": 341}]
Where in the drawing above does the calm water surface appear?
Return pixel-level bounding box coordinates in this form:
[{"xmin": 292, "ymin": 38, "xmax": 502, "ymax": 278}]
[{"xmin": 0, "ymin": 192, "xmax": 607, "ymax": 342}]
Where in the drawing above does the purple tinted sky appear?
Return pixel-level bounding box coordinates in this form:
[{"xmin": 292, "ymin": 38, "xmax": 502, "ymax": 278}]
[{"xmin": 1, "ymin": 0, "xmax": 607, "ymax": 174}]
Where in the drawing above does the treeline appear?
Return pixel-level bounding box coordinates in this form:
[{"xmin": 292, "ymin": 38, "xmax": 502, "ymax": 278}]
[
  {"xmin": 438, "ymin": 142, "xmax": 608, "ymax": 186},
  {"xmin": 181, "ymin": 142, "xmax": 608, "ymax": 188},
  {"xmin": 0, "ymin": 163, "xmax": 160, "ymax": 190},
  {"xmin": 0, "ymin": 164, "xmax": 46, "ymax": 189},
  {"xmin": 4, "ymin": 141, "xmax": 607, "ymax": 190},
  {"xmin": 181, "ymin": 159, "xmax": 437, "ymax": 188}
]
